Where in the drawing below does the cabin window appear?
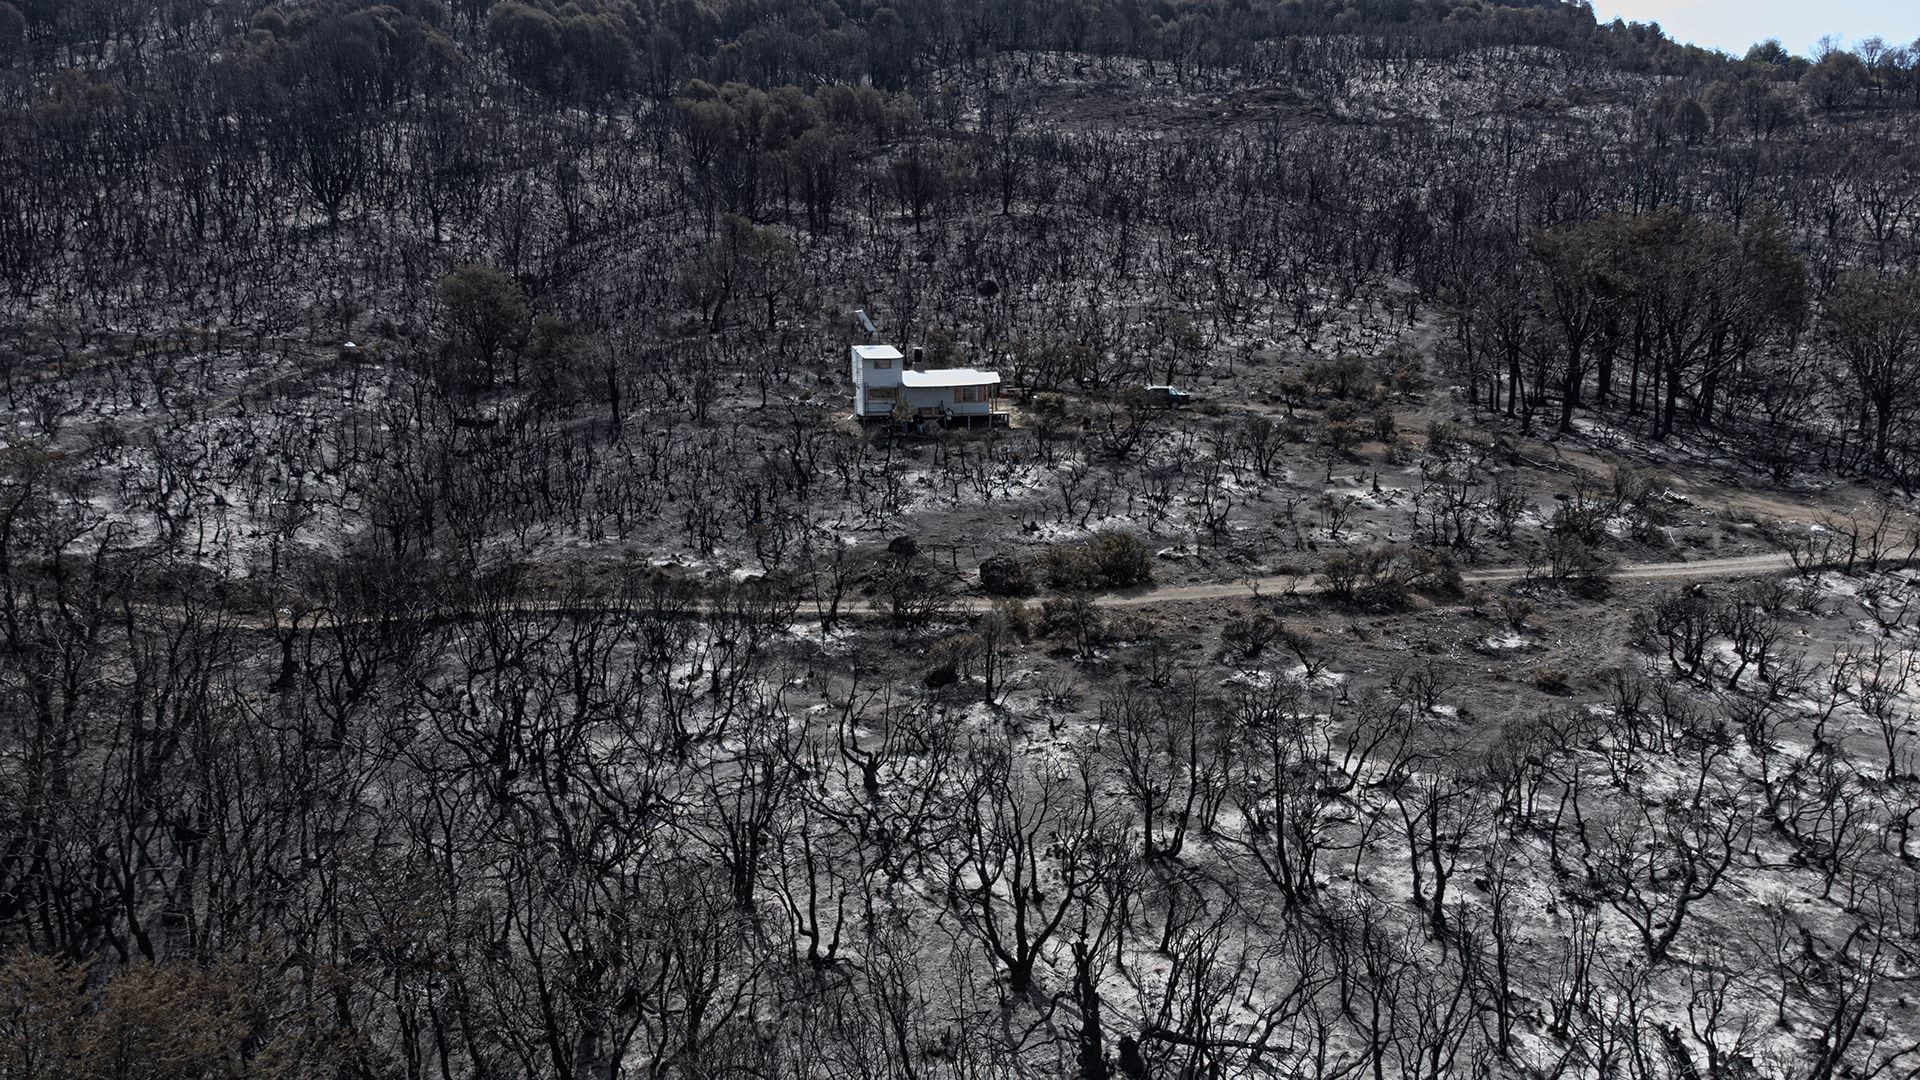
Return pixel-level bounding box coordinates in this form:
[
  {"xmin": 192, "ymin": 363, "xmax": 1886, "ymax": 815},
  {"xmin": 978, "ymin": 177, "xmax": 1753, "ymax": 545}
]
[
  {"xmin": 867, "ymin": 387, "xmax": 897, "ymax": 400},
  {"xmin": 957, "ymin": 386, "xmax": 984, "ymax": 403},
  {"xmin": 872, "ymin": 358, "xmax": 891, "ymax": 369}
]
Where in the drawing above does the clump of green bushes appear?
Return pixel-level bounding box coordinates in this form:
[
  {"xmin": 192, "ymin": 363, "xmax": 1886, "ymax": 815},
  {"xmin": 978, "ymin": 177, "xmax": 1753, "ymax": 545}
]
[
  {"xmin": 1317, "ymin": 545, "xmax": 1461, "ymax": 609},
  {"xmin": 1042, "ymin": 530, "xmax": 1153, "ymax": 591}
]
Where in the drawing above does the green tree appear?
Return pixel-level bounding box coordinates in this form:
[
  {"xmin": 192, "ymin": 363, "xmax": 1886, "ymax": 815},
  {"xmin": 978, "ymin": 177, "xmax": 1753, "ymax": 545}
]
[
  {"xmin": 439, "ymin": 265, "xmax": 529, "ymax": 387},
  {"xmin": 1530, "ymin": 220, "xmax": 1631, "ymax": 432},
  {"xmin": 1743, "ymin": 39, "xmax": 1791, "ymax": 66},
  {"xmin": 1825, "ymin": 271, "xmax": 1920, "ymax": 466},
  {"xmin": 678, "ymin": 216, "xmax": 796, "ymax": 334},
  {"xmin": 0, "ymin": 953, "xmax": 341, "ymax": 1079},
  {"xmin": 489, "ymin": 0, "xmax": 639, "ymax": 99},
  {"xmin": 1802, "ymin": 49, "xmax": 1867, "ymax": 110}
]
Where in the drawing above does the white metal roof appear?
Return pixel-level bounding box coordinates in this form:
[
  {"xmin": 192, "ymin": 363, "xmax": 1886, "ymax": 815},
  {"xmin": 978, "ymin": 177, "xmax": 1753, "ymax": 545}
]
[
  {"xmin": 901, "ymin": 368, "xmax": 1000, "ymax": 388},
  {"xmin": 853, "ymin": 344, "xmax": 903, "ymax": 360}
]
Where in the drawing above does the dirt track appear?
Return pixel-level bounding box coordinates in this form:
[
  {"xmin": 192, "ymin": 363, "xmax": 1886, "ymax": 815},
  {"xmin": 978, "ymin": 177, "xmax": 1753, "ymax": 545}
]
[
  {"xmin": 1089, "ymin": 551, "xmax": 1800, "ymax": 608},
  {"xmin": 181, "ymin": 552, "xmax": 1833, "ymax": 632}
]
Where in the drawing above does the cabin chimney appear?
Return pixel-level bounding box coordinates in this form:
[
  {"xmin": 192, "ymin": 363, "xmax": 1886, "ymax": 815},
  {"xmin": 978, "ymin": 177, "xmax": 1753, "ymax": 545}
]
[{"xmin": 912, "ymin": 346, "xmax": 924, "ymax": 369}]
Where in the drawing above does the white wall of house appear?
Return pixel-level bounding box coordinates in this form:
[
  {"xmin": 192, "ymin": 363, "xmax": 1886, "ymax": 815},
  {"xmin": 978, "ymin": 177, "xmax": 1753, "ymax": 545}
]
[
  {"xmin": 851, "ymin": 344, "xmax": 904, "ymax": 417},
  {"xmin": 902, "ymin": 385, "xmax": 995, "ymax": 416}
]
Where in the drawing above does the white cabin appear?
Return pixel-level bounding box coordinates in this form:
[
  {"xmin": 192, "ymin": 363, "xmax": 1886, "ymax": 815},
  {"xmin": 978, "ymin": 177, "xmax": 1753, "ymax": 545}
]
[{"xmin": 851, "ymin": 344, "xmax": 1001, "ymax": 421}]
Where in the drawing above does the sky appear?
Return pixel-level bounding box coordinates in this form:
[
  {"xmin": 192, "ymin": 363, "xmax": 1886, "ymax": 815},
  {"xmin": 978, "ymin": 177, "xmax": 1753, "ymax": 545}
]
[{"xmin": 1590, "ymin": 0, "xmax": 1920, "ymax": 58}]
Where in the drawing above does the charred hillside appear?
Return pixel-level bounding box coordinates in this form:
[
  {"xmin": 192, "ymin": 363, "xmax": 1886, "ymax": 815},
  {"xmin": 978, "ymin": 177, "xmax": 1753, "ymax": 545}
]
[{"xmin": 3, "ymin": 2, "xmax": 1920, "ymax": 1078}]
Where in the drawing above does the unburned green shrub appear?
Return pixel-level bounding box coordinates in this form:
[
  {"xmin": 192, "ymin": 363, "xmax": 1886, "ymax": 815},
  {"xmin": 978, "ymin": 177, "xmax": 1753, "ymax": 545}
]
[
  {"xmin": 979, "ymin": 553, "xmax": 1036, "ymax": 596},
  {"xmin": 1317, "ymin": 546, "xmax": 1460, "ymax": 609},
  {"xmin": 1044, "ymin": 530, "xmax": 1153, "ymax": 591},
  {"xmin": 1040, "ymin": 596, "xmax": 1110, "ymax": 657}
]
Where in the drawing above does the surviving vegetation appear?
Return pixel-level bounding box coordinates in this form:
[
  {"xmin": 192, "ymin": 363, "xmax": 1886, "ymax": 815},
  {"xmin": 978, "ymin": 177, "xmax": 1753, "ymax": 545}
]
[{"xmin": 4, "ymin": 0, "xmax": 1920, "ymax": 1076}]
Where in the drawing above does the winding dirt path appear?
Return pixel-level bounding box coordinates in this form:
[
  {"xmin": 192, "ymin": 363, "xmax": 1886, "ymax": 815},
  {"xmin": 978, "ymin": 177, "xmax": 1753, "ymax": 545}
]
[
  {"xmin": 1082, "ymin": 551, "xmax": 1800, "ymax": 610},
  {"xmin": 209, "ymin": 550, "xmax": 1813, "ymax": 633}
]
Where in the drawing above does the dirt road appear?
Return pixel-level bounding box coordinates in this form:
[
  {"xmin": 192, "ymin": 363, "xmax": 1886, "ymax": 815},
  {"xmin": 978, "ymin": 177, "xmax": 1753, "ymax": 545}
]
[
  {"xmin": 995, "ymin": 551, "xmax": 1801, "ymax": 611},
  {"xmin": 149, "ymin": 547, "xmax": 1827, "ymax": 632}
]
